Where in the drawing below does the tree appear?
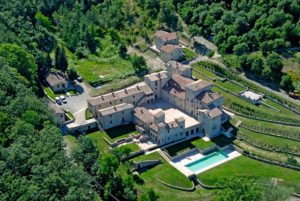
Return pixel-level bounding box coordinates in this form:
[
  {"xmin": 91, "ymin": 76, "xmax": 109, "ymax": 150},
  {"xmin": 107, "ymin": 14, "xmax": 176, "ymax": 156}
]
[
  {"xmin": 131, "ymin": 54, "xmax": 147, "ymax": 74},
  {"xmin": 138, "ymin": 188, "xmax": 159, "ymax": 201},
  {"xmin": 158, "ymin": 0, "xmax": 178, "ymax": 29},
  {"xmin": 266, "ymin": 52, "xmax": 283, "ymax": 80},
  {"xmin": 0, "ymin": 44, "xmax": 37, "ymax": 82},
  {"xmin": 280, "ymin": 74, "xmax": 295, "ymax": 92},
  {"xmin": 67, "ymin": 68, "xmax": 78, "ymax": 81},
  {"xmin": 214, "ymin": 178, "xmax": 262, "ymax": 201},
  {"xmin": 233, "ymin": 42, "xmax": 249, "ymax": 55},
  {"xmin": 55, "ymin": 46, "xmax": 68, "ymax": 73}
]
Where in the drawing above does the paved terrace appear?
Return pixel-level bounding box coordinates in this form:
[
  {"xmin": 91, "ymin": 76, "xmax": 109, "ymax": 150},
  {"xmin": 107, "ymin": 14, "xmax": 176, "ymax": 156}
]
[{"xmin": 143, "ymin": 99, "xmax": 199, "ymax": 128}]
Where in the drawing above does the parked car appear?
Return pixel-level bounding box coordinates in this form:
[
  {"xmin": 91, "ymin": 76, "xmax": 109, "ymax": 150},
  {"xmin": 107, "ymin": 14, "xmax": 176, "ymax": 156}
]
[
  {"xmin": 55, "ymin": 97, "xmax": 62, "ymax": 105},
  {"xmin": 60, "ymin": 95, "xmax": 67, "ymax": 104}
]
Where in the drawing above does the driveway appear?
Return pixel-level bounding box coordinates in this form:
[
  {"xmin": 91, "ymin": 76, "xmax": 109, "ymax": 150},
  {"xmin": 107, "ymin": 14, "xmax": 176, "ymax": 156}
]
[{"xmin": 59, "ymin": 81, "xmax": 93, "ymax": 125}]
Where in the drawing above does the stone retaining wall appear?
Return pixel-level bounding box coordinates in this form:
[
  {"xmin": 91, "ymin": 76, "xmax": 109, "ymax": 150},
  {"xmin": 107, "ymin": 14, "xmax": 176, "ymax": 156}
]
[{"xmin": 156, "ymin": 179, "xmax": 196, "ymax": 192}]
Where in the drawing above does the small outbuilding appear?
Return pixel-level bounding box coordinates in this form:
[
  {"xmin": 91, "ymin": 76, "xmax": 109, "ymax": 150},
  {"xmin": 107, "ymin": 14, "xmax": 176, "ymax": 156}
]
[
  {"xmin": 240, "ymin": 90, "xmax": 262, "ymax": 105},
  {"xmin": 45, "ymin": 72, "xmax": 68, "ymax": 93},
  {"xmin": 160, "ymin": 44, "xmax": 184, "ymax": 63}
]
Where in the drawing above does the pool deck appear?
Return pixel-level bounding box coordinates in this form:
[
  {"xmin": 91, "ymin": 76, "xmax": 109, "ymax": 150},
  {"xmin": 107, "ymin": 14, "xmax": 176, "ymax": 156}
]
[{"xmin": 167, "ymin": 147, "xmax": 241, "ymax": 177}]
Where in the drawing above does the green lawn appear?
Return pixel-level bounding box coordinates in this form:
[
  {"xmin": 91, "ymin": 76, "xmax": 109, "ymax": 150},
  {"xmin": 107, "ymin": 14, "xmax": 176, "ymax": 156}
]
[
  {"xmin": 66, "ymin": 111, "xmax": 75, "ymax": 120},
  {"xmin": 133, "ymin": 152, "xmax": 210, "ymax": 200},
  {"xmin": 120, "ymin": 143, "xmax": 140, "ymax": 153},
  {"xmin": 183, "ymin": 48, "xmax": 197, "ymax": 60},
  {"xmin": 165, "ymin": 137, "xmax": 214, "ymax": 157},
  {"xmin": 85, "ymin": 109, "xmax": 93, "ymax": 120},
  {"xmin": 102, "ymin": 124, "xmax": 139, "ymax": 143},
  {"xmin": 43, "ymin": 86, "xmax": 56, "ymax": 101},
  {"xmin": 199, "ymin": 156, "xmax": 300, "ymax": 193},
  {"xmin": 85, "ymin": 131, "xmax": 111, "ymax": 154}
]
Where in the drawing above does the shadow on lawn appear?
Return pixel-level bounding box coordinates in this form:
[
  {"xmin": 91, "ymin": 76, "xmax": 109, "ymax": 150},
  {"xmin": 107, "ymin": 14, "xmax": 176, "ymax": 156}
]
[{"xmin": 106, "ymin": 123, "xmax": 138, "ymax": 139}]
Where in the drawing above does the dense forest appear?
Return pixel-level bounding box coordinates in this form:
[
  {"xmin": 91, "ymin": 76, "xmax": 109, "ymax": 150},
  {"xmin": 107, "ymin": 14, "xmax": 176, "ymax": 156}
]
[
  {"xmin": 176, "ymin": 0, "xmax": 300, "ymax": 90},
  {"xmin": 0, "ymin": 0, "xmax": 173, "ymax": 200}
]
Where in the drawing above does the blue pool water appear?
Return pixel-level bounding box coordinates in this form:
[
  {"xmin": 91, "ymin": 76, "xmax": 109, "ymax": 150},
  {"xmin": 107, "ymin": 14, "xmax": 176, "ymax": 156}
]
[{"xmin": 185, "ymin": 152, "xmax": 228, "ymax": 172}]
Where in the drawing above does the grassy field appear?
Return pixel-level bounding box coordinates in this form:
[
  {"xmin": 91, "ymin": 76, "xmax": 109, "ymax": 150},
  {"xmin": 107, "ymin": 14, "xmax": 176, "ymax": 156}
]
[
  {"xmin": 215, "ymin": 80, "xmax": 245, "ymax": 93},
  {"xmin": 165, "ymin": 137, "xmax": 214, "ymax": 157},
  {"xmin": 63, "ymin": 135, "xmax": 78, "ymax": 154},
  {"xmin": 199, "ymin": 156, "xmax": 300, "ymax": 193},
  {"xmin": 74, "ymin": 56, "xmax": 135, "ymax": 84},
  {"xmin": 120, "ymin": 143, "xmax": 140, "ymax": 153}
]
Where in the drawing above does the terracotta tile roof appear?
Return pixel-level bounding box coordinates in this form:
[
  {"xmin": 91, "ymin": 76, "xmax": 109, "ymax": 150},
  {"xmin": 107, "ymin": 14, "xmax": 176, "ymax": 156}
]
[
  {"xmin": 167, "ymin": 61, "xmax": 191, "ymax": 72},
  {"xmin": 45, "ymin": 72, "xmax": 67, "ymax": 86},
  {"xmin": 160, "ymin": 44, "xmax": 180, "ymax": 53},
  {"xmin": 196, "ymin": 91, "xmax": 221, "ymax": 104},
  {"xmin": 163, "ymin": 75, "xmax": 194, "ymax": 99},
  {"xmin": 48, "ymin": 102, "xmax": 64, "ymax": 114},
  {"xmin": 207, "ymin": 107, "xmax": 222, "ymax": 119},
  {"xmin": 186, "ymin": 79, "xmax": 212, "ymax": 92},
  {"xmin": 98, "ymin": 103, "xmax": 134, "ymax": 116},
  {"xmin": 134, "ymin": 107, "xmax": 154, "ymax": 124},
  {"xmin": 87, "ymin": 83, "xmax": 151, "ymax": 106},
  {"xmin": 155, "ymin": 30, "xmax": 178, "ymax": 41}
]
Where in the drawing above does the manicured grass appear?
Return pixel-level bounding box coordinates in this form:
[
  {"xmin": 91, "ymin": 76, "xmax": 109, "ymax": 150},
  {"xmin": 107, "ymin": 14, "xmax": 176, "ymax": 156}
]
[
  {"xmin": 165, "ymin": 137, "xmax": 214, "ymax": 157},
  {"xmin": 43, "ymin": 86, "xmax": 56, "ymax": 101},
  {"xmin": 120, "ymin": 143, "xmax": 140, "ymax": 153},
  {"xmin": 85, "ymin": 131, "xmax": 111, "ymax": 154},
  {"xmin": 199, "ymin": 156, "xmax": 300, "ymax": 193},
  {"xmin": 66, "ymin": 111, "xmax": 75, "ymax": 120},
  {"xmin": 102, "ymin": 124, "xmax": 139, "ymax": 143},
  {"xmin": 85, "ymin": 109, "xmax": 93, "ymax": 120},
  {"xmin": 183, "ymin": 48, "xmax": 197, "ymax": 60},
  {"xmin": 132, "ymin": 152, "xmax": 211, "ymax": 200},
  {"xmin": 134, "ymin": 152, "xmax": 192, "ymax": 188}
]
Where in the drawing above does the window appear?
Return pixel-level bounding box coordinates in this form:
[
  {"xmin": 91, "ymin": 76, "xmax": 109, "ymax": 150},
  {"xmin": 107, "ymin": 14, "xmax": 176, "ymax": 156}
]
[
  {"xmin": 110, "ymin": 101, "xmax": 112, "ymax": 105},
  {"xmin": 110, "ymin": 121, "xmax": 112, "ymax": 124},
  {"xmin": 191, "ymin": 129, "xmax": 194, "ymax": 134},
  {"xmin": 120, "ymin": 99, "xmax": 123, "ymax": 102},
  {"xmin": 109, "ymin": 114, "xmax": 112, "ymax": 117},
  {"xmin": 133, "ymin": 95, "xmax": 135, "ymax": 98},
  {"xmin": 155, "ymin": 81, "xmax": 158, "ymax": 86},
  {"xmin": 196, "ymin": 128, "xmax": 199, "ymax": 133}
]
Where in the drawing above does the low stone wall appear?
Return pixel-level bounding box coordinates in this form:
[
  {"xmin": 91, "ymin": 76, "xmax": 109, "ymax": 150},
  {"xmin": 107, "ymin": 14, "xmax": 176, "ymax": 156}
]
[
  {"xmin": 156, "ymin": 179, "xmax": 196, "ymax": 192},
  {"xmin": 132, "ymin": 160, "xmax": 161, "ymax": 170},
  {"xmin": 67, "ymin": 120, "xmax": 98, "ymax": 134},
  {"xmin": 121, "ymin": 150, "xmax": 145, "ymax": 161},
  {"xmin": 190, "ymin": 175, "xmax": 223, "ymax": 190},
  {"xmin": 240, "ymin": 124, "xmax": 300, "ymax": 142},
  {"xmin": 171, "ymin": 148, "xmax": 199, "ymax": 162}
]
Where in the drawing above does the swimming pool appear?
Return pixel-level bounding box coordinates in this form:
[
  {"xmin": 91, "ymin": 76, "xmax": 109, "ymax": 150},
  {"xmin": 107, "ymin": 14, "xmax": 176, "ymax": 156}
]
[{"xmin": 185, "ymin": 151, "xmax": 228, "ymax": 172}]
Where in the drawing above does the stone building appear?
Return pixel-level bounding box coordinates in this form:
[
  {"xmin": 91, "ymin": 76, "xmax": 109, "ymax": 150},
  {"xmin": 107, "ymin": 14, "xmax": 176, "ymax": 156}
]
[
  {"xmin": 160, "ymin": 44, "xmax": 184, "ymax": 63},
  {"xmin": 45, "ymin": 72, "xmax": 68, "ymax": 93},
  {"xmin": 155, "ymin": 30, "xmax": 179, "ymax": 50},
  {"xmin": 87, "ymin": 61, "xmax": 224, "ymax": 146}
]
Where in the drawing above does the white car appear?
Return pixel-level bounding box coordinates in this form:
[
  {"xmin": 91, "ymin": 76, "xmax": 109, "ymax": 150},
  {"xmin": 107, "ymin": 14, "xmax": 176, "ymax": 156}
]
[
  {"xmin": 60, "ymin": 95, "xmax": 67, "ymax": 104},
  {"xmin": 55, "ymin": 97, "xmax": 62, "ymax": 105}
]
